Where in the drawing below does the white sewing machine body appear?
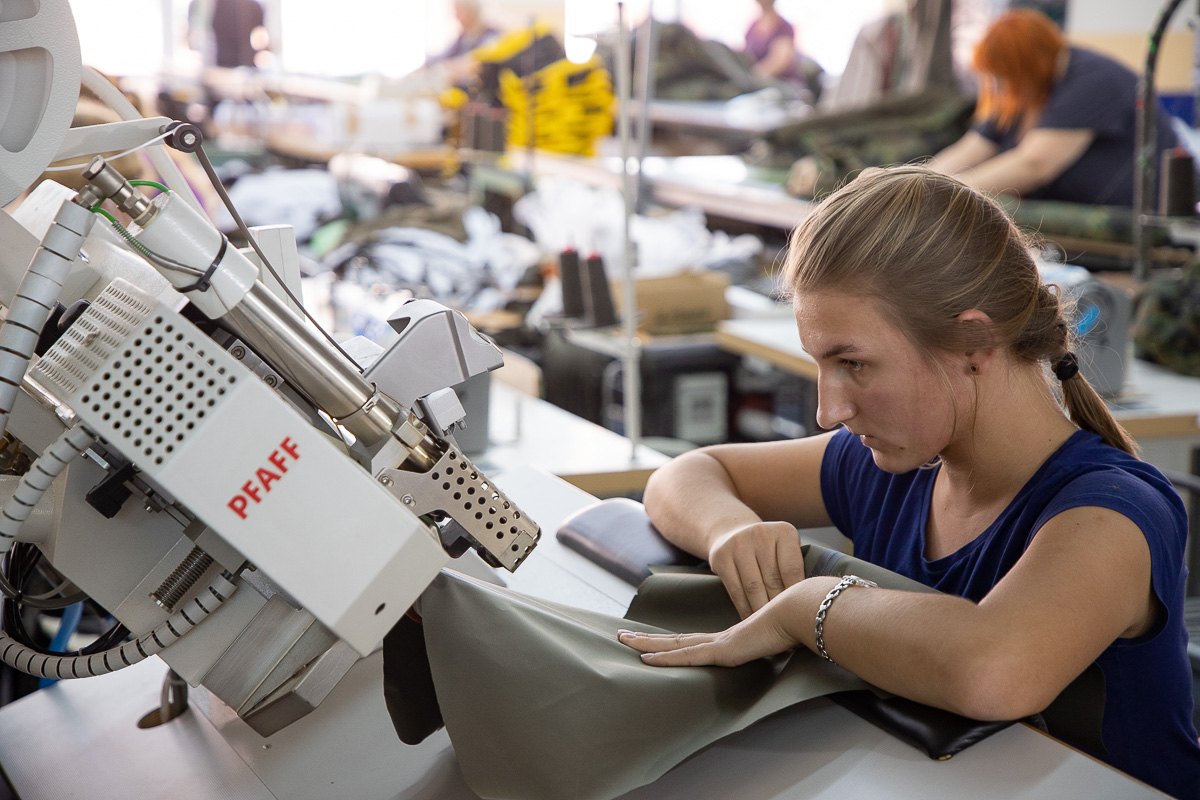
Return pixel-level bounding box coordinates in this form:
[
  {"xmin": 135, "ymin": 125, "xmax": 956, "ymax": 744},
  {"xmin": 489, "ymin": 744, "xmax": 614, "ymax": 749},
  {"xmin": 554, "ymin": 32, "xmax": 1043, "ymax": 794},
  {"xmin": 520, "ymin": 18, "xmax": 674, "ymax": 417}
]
[{"xmin": 0, "ymin": 0, "xmax": 537, "ymax": 744}]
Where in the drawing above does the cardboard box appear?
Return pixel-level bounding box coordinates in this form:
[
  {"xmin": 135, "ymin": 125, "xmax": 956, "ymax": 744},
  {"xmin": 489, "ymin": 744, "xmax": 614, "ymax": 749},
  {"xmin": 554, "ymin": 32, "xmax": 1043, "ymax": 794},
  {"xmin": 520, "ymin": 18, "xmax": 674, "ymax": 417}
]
[{"xmin": 614, "ymin": 271, "xmax": 730, "ymax": 335}]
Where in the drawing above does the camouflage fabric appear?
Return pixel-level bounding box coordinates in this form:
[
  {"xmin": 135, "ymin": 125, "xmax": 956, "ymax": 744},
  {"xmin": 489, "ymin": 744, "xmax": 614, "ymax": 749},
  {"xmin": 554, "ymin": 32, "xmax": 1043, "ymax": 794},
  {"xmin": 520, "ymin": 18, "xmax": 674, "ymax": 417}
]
[
  {"xmin": 648, "ymin": 23, "xmax": 765, "ymax": 102},
  {"xmin": 1132, "ymin": 261, "xmax": 1200, "ymax": 377},
  {"xmin": 994, "ymin": 197, "xmax": 1135, "ymax": 243},
  {"xmin": 992, "ymin": 197, "xmax": 1174, "ymax": 246},
  {"xmin": 597, "ymin": 22, "xmax": 817, "ymax": 104},
  {"xmin": 772, "ymin": 89, "xmax": 975, "ymax": 198}
]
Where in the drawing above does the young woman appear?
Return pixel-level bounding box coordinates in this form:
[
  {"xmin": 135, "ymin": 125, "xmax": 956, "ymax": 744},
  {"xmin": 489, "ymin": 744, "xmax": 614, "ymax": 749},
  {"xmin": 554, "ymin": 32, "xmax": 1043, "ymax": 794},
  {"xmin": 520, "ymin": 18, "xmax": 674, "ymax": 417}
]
[
  {"xmin": 927, "ymin": 8, "xmax": 1177, "ymax": 206},
  {"xmin": 618, "ymin": 166, "xmax": 1200, "ymax": 798}
]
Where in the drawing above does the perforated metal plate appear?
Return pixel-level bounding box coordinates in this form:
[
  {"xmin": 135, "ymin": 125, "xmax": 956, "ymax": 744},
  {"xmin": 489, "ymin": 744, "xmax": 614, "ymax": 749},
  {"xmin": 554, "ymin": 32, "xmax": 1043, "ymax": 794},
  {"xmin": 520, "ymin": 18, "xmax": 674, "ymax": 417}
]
[
  {"xmin": 77, "ymin": 317, "xmax": 238, "ymax": 467},
  {"xmin": 32, "ymin": 278, "xmax": 240, "ymax": 469}
]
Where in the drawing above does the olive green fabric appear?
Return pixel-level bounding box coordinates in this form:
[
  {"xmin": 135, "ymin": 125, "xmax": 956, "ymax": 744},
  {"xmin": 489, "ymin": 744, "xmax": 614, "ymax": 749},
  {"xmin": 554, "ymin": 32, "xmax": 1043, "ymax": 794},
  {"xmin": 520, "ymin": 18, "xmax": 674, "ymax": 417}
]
[
  {"xmin": 771, "ymin": 89, "xmax": 975, "ymax": 198},
  {"xmin": 992, "ymin": 197, "xmax": 1179, "ymax": 247},
  {"xmin": 1133, "ymin": 261, "xmax": 1200, "ymax": 377},
  {"xmin": 405, "ymin": 544, "xmax": 935, "ymax": 800}
]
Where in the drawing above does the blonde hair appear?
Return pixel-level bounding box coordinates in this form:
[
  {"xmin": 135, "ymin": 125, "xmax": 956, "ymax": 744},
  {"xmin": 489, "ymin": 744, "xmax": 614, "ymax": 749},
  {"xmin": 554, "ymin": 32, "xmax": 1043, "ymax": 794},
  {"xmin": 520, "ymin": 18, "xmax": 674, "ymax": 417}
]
[{"xmin": 782, "ymin": 166, "xmax": 1136, "ymax": 456}]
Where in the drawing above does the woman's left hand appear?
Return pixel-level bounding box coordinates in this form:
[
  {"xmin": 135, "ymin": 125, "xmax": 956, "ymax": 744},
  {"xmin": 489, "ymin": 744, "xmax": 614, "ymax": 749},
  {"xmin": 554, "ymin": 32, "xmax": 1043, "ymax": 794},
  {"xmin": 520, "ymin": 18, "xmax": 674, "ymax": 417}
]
[{"xmin": 618, "ymin": 583, "xmax": 816, "ymax": 667}]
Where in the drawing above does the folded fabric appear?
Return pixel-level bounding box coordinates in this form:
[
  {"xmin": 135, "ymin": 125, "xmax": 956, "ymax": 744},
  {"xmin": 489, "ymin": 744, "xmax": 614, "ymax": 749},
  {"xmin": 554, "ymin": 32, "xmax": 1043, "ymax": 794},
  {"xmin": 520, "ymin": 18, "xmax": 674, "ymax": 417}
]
[
  {"xmin": 397, "ymin": 567, "xmax": 866, "ymax": 800},
  {"xmin": 384, "ymin": 540, "xmax": 1011, "ymax": 800}
]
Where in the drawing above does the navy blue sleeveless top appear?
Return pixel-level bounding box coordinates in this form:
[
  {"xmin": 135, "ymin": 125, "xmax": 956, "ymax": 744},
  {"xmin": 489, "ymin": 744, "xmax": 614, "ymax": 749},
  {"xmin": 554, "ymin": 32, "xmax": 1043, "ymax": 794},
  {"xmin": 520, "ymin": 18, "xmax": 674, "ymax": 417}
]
[{"xmin": 820, "ymin": 427, "xmax": 1200, "ymax": 799}]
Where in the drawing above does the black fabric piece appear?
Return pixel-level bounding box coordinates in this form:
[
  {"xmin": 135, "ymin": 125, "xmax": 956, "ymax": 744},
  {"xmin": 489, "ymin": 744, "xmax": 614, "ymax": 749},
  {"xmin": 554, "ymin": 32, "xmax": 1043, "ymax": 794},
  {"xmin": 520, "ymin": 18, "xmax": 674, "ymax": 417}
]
[
  {"xmin": 381, "ymin": 613, "xmax": 443, "ymax": 745},
  {"xmin": 832, "ymin": 661, "xmax": 1107, "ymax": 760},
  {"xmin": 1053, "ymin": 351, "xmax": 1080, "ymax": 381},
  {"xmin": 829, "ymin": 690, "xmax": 1017, "ymax": 760},
  {"xmin": 556, "ymin": 498, "xmax": 703, "ymax": 585},
  {"xmin": 1034, "ymin": 661, "xmax": 1107, "ymax": 754}
]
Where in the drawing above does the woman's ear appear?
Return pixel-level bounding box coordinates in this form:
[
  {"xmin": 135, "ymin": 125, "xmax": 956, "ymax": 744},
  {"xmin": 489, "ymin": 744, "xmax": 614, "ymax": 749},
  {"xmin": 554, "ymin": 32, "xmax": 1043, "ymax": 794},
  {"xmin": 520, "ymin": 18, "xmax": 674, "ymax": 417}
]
[{"xmin": 957, "ymin": 309, "xmax": 999, "ymax": 373}]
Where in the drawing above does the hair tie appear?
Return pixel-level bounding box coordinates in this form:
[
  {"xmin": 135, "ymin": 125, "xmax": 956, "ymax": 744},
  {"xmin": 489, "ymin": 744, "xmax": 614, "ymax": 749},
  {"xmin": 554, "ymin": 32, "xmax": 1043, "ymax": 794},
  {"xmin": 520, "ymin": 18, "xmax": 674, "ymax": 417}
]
[{"xmin": 1053, "ymin": 352, "xmax": 1079, "ymax": 382}]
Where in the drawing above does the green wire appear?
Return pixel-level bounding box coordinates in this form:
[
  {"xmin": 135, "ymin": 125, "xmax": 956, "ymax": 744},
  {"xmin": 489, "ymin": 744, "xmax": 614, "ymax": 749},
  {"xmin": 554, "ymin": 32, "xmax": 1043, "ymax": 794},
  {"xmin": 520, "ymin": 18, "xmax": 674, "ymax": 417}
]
[
  {"xmin": 129, "ymin": 180, "xmax": 169, "ymax": 193},
  {"xmin": 92, "ymin": 207, "xmax": 157, "ymax": 261}
]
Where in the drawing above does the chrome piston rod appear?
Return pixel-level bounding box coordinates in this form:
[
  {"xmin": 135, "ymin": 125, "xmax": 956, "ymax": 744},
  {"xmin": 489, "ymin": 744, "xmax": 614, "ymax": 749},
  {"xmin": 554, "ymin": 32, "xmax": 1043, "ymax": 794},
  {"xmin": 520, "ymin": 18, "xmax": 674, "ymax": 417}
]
[{"xmin": 223, "ymin": 282, "xmax": 403, "ymax": 447}]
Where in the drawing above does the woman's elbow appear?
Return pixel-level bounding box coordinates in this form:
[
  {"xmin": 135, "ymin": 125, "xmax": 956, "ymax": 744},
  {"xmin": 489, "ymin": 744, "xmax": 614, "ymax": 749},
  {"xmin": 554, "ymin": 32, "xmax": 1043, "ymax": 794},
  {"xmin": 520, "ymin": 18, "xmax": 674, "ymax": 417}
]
[
  {"xmin": 943, "ymin": 650, "xmax": 1063, "ymax": 721},
  {"xmin": 644, "ymin": 450, "xmax": 714, "ymax": 512}
]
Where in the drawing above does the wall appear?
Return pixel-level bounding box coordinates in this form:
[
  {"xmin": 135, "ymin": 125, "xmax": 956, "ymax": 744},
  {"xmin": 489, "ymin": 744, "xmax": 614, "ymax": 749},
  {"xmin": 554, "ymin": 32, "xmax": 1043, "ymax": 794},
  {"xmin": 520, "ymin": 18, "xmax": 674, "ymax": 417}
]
[{"xmin": 1066, "ymin": 0, "xmax": 1195, "ymax": 92}]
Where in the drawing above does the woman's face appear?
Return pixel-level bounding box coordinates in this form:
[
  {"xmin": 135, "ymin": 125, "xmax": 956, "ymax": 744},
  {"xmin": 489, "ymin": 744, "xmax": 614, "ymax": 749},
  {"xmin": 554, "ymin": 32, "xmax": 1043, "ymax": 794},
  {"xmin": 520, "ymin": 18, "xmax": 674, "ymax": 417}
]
[{"xmin": 794, "ymin": 291, "xmax": 970, "ymax": 473}]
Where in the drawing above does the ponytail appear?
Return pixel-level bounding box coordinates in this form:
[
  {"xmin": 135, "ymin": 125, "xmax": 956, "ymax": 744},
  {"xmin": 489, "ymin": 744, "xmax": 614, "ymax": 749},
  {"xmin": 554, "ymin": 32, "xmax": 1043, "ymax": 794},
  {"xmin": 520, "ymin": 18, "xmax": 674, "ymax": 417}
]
[{"xmin": 1055, "ymin": 354, "xmax": 1139, "ymax": 457}]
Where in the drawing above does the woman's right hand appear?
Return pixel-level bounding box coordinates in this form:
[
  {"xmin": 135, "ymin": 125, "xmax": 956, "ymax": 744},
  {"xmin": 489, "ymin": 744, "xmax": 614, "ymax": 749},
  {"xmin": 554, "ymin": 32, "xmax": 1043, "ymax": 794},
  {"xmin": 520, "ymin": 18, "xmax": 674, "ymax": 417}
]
[{"xmin": 707, "ymin": 521, "xmax": 806, "ymax": 619}]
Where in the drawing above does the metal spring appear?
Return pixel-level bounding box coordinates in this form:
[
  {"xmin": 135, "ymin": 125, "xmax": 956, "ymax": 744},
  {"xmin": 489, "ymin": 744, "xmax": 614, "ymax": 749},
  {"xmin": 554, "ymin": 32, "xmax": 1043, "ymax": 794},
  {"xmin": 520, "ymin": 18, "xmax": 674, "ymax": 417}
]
[{"xmin": 150, "ymin": 546, "xmax": 213, "ymax": 612}]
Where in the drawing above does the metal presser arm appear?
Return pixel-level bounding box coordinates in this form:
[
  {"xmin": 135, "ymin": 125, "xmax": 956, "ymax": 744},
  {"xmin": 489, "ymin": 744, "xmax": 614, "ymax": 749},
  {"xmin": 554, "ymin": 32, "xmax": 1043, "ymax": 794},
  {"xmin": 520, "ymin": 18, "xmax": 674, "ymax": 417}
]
[{"xmin": 75, "ymin": 157, "xmax": 539, "ymax": 572}]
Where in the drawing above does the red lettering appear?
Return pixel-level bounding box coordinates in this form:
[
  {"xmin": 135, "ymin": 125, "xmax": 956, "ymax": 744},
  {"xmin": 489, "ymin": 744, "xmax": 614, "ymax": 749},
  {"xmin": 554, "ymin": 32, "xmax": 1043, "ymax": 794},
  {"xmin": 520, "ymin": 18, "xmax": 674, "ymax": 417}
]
[
  {"xmin": 228, "ymin": 496, "xmax": 248, "ymax": 520},
  {"xmin": 280, "ymin": 437, "xmax": 300, "ymax": 460},
  {"xmin": 256, "ymin": 467, "xmax": 281, "ymax": 492},
  {"xmin": 228, "ymin": 435, "xmax": 302, "ymax": 521},
  {"xmin": 267, "ymin": 449, "xmax": 289, "ymax": 473}
]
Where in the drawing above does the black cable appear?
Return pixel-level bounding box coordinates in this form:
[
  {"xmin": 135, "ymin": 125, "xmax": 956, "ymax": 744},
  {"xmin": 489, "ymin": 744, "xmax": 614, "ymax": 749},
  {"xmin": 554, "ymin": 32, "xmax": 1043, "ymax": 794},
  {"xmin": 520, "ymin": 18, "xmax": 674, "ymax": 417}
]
[
  {"xmin": 0, "ymin": 544, "xmax": 126, "ymax": 657},
  {"xmin": 81, "ymin": 620, "xmax": 130, "ymax": 654},
  {"xmin": 193, "ymin": 144, "xmax": 362, "ymax": 370},
  {"xmin": 2, "ymin": 547, "xmax": 37, "ymax": 650},
  {"xmin": 0, "ymin": 538, "xmax": 88, "ymax": 611}
]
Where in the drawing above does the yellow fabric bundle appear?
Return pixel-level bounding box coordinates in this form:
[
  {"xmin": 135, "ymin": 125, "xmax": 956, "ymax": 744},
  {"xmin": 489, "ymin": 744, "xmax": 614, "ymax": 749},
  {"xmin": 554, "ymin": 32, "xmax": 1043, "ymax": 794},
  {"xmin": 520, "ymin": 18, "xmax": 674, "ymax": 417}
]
[{"xmin": 499, "ymin": 55, "xmax": 615, "ymax": 156}]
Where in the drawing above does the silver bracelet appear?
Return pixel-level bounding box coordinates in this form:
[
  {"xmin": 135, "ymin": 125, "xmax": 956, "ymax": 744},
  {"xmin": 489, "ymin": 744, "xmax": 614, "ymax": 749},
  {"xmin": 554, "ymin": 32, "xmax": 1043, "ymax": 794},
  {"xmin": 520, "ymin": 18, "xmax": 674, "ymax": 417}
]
[{"xmin": 814, "ymin": 574, "xmax": 878, "ymax": 664}]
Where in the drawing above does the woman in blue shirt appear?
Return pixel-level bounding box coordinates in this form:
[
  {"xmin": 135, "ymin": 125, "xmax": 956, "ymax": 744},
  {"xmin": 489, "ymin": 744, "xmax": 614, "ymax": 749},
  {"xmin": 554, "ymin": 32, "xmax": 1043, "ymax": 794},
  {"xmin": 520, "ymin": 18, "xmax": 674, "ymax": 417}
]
[{"xmin": 619, "ymin": 166, "xmax": 1200, "ymax": 798}]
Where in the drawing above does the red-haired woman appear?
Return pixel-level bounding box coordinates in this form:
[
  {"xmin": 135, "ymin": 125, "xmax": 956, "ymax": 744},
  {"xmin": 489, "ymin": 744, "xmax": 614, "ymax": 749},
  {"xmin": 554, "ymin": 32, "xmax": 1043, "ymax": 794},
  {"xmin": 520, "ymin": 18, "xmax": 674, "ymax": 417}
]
[{"xmin": 928, "ymin": 8, "xmax": 1177, "ymax": 206}]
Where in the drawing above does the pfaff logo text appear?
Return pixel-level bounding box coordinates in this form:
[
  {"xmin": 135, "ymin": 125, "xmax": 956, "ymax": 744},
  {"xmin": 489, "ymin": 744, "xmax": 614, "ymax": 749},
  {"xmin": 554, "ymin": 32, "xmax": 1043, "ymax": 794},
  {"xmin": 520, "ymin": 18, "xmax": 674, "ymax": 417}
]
[{"xmin": 227, "ymin": 437, "xmax": 300, "ymax": 520}]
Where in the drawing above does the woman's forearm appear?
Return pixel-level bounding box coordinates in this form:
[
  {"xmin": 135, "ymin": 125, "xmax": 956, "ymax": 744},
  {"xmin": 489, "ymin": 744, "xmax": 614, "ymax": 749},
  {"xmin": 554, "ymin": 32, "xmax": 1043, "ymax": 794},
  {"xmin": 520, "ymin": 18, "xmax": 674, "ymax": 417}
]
[
  {"xmin": 774, "ymin": 580, "xmax": 1051, "ymax": 720},
  {"xmin": 643, "ymin": 452, "xmax": 765, "ymax": 559}
]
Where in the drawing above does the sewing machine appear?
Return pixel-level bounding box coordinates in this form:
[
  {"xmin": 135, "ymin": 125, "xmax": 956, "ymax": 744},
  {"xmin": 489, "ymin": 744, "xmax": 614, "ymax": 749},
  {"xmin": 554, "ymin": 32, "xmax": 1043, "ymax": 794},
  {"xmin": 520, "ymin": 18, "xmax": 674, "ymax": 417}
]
[{"xmin": 0, "ymin": 0, "xmax": 536, "ymax": 766}]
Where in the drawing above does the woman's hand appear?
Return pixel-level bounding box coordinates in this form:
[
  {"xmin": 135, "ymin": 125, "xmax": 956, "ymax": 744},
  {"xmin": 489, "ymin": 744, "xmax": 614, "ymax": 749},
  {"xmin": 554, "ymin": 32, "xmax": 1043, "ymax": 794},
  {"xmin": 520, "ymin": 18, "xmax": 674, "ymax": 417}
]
[
  {"xmin": 617, "ymin": 581, "xmax": 820, "ymax": 667},
  {"xmin": 708, "ymin": 521, "xmax": 806, "ymax": 619}
]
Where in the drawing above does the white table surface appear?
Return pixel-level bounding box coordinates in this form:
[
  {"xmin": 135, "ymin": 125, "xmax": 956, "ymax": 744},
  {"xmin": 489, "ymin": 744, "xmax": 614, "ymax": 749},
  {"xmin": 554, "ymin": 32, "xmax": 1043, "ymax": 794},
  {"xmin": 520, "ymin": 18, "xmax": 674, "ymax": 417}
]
[{"xmin": 0, "ymin": 466, "xmax": 1169, "ymax": 799}]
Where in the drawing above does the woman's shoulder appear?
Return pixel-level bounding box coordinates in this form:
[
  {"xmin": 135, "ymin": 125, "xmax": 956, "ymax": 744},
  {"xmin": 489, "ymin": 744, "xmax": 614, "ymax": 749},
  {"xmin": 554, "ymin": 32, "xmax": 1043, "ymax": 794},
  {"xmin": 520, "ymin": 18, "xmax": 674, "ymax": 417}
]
[
  {"xmin": 1060, "ymin": 46, "xmax": 1137, "ymax": 87},
  {"xmin": 1035, "ymin": 431, "xmax": 1186, "ymax": 535}
]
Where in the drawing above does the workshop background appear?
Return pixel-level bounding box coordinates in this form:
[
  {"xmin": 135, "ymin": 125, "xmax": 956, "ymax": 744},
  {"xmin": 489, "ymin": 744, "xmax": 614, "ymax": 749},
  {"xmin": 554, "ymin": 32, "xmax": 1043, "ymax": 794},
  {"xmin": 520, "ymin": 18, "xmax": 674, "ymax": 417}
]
[{"xmin": 2, "ymin": 0, "xmax": 1200, "ymax": 797}]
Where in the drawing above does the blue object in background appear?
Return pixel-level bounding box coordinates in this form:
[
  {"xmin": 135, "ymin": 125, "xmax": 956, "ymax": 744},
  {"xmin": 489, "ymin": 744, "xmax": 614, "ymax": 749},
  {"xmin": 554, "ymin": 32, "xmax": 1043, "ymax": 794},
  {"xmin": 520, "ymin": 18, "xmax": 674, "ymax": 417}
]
[
  {"xmin": 38, "ymin": 601, "xmax": 83, "ymax": 689},
  {"xmin": 1160, "ymin": 94, "xmax": 1195, "ymax": 127}
]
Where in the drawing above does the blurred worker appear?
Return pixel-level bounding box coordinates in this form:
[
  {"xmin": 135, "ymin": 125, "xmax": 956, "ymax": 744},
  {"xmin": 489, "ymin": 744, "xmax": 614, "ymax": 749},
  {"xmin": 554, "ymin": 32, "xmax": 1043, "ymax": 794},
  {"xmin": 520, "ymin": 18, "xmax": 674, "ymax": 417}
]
[
  {"xmin": 743, "ymin": 0, "xmax": 805, "ymax": 84},
  {"xmin": 437, "ymin": 0, "xmax": 501, "ymax": 63},
  {"xmin": 189, "ymin": 0, "xmax": 269, "ymax": 69},
  {"xmin": 928, "ymin": 8, "xmax": 1177, "ymax": 206},
  {"xmin": 427, "ymin": 0, "xmax": 502, "ymax": 86}
]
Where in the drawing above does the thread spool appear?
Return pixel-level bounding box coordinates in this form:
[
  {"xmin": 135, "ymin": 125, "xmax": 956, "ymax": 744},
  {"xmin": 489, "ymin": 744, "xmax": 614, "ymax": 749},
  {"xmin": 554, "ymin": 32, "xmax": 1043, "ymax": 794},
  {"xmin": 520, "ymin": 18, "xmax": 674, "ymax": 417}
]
[
  {"xmin": 559, "ymin": 248, "xmax": 584, "ymax": 318},
  {"xmin": 1158, "ymin": 146, "xmax": 1196, "ymax": 217},
  {"xmin": 581, "ymin": 253, "xmax": 617, "ymax": 327}
]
